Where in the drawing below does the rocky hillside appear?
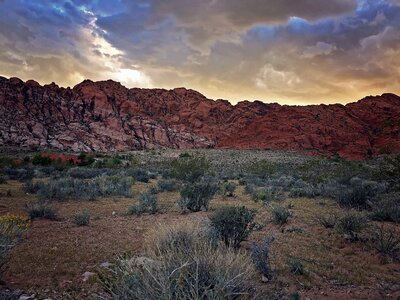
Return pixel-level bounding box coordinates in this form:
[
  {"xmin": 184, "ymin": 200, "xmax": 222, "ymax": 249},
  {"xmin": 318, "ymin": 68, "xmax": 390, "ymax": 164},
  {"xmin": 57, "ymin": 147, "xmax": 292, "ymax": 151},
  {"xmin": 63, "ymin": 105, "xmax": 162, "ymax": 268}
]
[{"xmin": 1, "ymin": 76, "xmax": 399, "ymax": 159}]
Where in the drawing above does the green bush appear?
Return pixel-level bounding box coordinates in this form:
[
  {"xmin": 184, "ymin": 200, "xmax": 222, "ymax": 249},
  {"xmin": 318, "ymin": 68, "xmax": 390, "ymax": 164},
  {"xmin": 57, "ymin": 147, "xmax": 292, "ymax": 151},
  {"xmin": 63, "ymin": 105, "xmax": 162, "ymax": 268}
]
[
  {"xmin": 73, "ymin": 211, "xmax": 90, "ymax": 226},
  {"xmin": 210, "ymin": 206, "xmax": 256, "ymax": 248},
  {"xmin": 376, "ymin": 155, "xmax": 400, "ymax": 190},
  {"xmin": 248, "ymin": 185, "xmax": 284, "ymax": 203},
  {"xmin": 0, "ymin": 176, "xmax": 6, "ymax": 184},
  {"xmin": 250, "ymin": 236, "xmax": 274, "ymax": 279},
  {"xmin": 271, "ymin": 206, "xmax": 291, "ymax": 225},
  {"xmin": 138, "ymin": 191, "xmax": 158, "ymax": 214},
  {"xmin": 125, "ymin": 168, "xmax": 150, "ymax": 183},
  {"xmin": 22, "ymin": 180, "xmax": 44, "ymax": 194},
  {"xmin": 27, "ymin": 202, "xmax": 57, "ymax": 220},
  {"xmin": 222, "ymin": 181, "xmax": 237, "ymax": 197},
  {"xmin": 370, "ymin": 193, "xmax": 400, "ymax": 223},
  {"xmin": 127, "ymin": 204, "xmax": 142, "ymax": 216},
  {"xmin": 371, "ymin": 225, "xmax": 400, "ymax": 259},
  {"xmin": 100, "ymin": 221, "xmax": 256, "ymax": 299},
  {"xmin": 170, "ymin": 155, "xmax": 209, "ymax": 182},
  {"xmin": 178, "ymin": 181, "xmax": 218, "ymax": 212},
  {"xmin": 247, "ymin": 160, "xmax": 277, "ymax": 179},
  {"xmin": 32, "ymin": 154, "xmax": 52, "ymax": 166},
  {"xmin": 157, "ymin": 179, "xmax": 178, "ymax": 192},
  {"xmin": 287, "ymin": 258, "xmax": 307, "ymax": 275},
  {"xmin": 335, "ymin": 211, "xmax": 368, "ymax": 240},
  {"xmin": 37, "ymin": 176, "xmax": 133, "ymax": 202},
  {"xmin": 316, "ymin": 213, "xmax": 337, "ymax": 228}
]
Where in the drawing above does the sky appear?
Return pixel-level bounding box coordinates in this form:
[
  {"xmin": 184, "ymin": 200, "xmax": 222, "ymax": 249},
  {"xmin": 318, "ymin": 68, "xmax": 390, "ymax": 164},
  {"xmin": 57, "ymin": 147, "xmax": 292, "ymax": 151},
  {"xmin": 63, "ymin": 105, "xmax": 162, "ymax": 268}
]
[{"xmin": 0, "ymin": 0, "xmax": 400, "ymax": 105}]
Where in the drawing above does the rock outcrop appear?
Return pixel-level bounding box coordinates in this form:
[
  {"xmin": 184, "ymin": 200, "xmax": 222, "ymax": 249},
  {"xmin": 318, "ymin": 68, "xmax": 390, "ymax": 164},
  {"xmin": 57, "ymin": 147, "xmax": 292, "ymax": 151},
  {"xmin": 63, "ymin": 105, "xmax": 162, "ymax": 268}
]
[{"xmin": 1, "ymin": 76, "xmax": 399, "ymax": 159}]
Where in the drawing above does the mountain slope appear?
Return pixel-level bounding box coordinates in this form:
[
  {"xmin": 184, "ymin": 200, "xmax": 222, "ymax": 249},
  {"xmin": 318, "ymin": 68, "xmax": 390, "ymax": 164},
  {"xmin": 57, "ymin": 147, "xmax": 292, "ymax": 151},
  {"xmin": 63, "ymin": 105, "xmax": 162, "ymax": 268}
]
[{"xmin": 1, "ymin": 76, "xmax": 399, "ymax": 159}]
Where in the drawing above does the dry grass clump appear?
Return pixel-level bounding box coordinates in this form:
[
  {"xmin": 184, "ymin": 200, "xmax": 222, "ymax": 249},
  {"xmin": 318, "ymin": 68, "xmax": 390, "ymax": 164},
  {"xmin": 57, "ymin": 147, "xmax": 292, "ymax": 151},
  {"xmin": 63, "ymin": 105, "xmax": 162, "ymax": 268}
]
[{"xmin": 101, "ymin": 220, "xmax": 257, "ymax": 299}]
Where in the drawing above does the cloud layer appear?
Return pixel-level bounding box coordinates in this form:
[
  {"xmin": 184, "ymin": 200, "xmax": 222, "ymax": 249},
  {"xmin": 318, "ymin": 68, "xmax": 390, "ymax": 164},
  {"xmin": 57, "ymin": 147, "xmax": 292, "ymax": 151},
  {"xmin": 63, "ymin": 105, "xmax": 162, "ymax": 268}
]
[{"xmin": 0, "ymin": 0, "xmax": 399, "ymax": 104}]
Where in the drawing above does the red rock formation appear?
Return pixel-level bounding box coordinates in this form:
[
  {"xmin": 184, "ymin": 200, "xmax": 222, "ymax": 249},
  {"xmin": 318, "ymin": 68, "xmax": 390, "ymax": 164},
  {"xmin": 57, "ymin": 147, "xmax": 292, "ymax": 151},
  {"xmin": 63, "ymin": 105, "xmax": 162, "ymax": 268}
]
[{"xmin": 1, "ymin": 76, "xmax": 399, "ymax": 159}]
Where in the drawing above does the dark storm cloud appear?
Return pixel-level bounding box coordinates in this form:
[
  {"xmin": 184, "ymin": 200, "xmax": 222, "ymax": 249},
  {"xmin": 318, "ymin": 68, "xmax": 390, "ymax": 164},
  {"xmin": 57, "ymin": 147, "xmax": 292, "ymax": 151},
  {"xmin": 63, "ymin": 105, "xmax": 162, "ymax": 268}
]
[{"xmin": 0, "ymin": 0, "xmax": 399, "ymax": 104}]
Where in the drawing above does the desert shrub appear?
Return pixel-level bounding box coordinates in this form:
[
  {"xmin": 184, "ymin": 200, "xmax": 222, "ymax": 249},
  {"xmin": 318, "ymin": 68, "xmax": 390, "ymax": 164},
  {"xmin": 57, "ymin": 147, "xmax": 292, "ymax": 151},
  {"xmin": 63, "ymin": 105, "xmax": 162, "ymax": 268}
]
[
  {"xmin": 97, "ymin": 176, "xmax": 133, "ymax": 197},
  {"xmin": 4, "ymin": 168, "xmax": 34, "ymax": 181},
  {"xmin": 179, "ymin": 152, "xmax": 191, "ymax": 158},
  {"xmin": 77, "ymin": 153, "xmax": 95, "ymax": 166},
  {"xmin": 316, "ymin": 213, "xmax": 337, "ymax": 228},
  {"xmin": 0, "ymin": 214, "xmax": 29, "ymax": 276},
  {"xmin": 370, "ymin": 193, "xmax": 400, "ymax": 223},
  {"xmin": 222, "ymin": 181, "xmax": 237, "ymax": 197},
  {"xmin": 22, "ymin": 180, "xmax": 44, "ymax": 194},
  {"xmin": 127, "ymin": 204, "xmax": 141, "ymax": 216},
  {"xmin": 0, "ymin": 156, "xmax": 14, "ymax": 168},
  {"xmin": 250, "ymin": 236, "xmax": 275, "ymax": 279},
  {"xmin": 27, "ymin": 202, "xmax": 57, "ymax": 220},
  {"xmin": 157, "ymin": 179, "xmax": 178, "ymax": 192},
  {"xmin": 247, "ymin": 160, "xmax": 277, "ymax": 179},
  {"xmin": 101, "ymin": 221, "xmax": 256, "ymax": 299},
  {"xmin": 32, "ymin": 154, "xmax": 52, "ymax": 166},
  {"xmin": 0, "ymin": 175, "xmax": 6, "ymax": 184},
  {"xmin": 37, "ymin": 176, "xmax": 133, "ymax": 202},
  {"xmin": 250, "ymin": 186, "xmax": 284, "ymax": 203},
  {"xmin": 139, "ymin": 191, "xmax": 158, "ymax": 214},
  {"xmin": 287, "ymin": 258, "xmax": 307, "ymax": 275},
  {"xmin": 37, "ymin": 178, "xmax": 99, "ymax": 201},
  {"xmin": 178, "ymin": 181, "xmax": 218, "ymax": 212},
  {"xmin": 67, "ymin": 167, "xmax": 105, "ymax": 179},
  {"xmin": 376, "ymin": 155, "xmax": 400, "ymax": 191},
  {"xmin": 271, "ymin": 206, "xmax": 291, "ymax": 225},
  {"xmin": 335, "ymin": 211, "xmax": 368, "ymax": 240},
  {"xmin": 170, "ymin": 155, "xmax": 209, "ymax": 182},
  {"xmin": 336, "ymin": 178, "xmax": 385, "ymax": 209},
  {"xmin": 210, "ymin": 206, "xmax": 256, "ymax": 248},
  {"xmin": 73, "ymin": 211, "xmax": 90, "ymax": 226},
  {"xmin": 125, "ymin": 168, "xmax": 150, "ymax": 183},
  {"xmin": 289, "ymin": 184, "xmax": 320, "ymax": 198},
  {"xmin": 371, "ymin": 225, "xmax": 400, "ymax": 260}
]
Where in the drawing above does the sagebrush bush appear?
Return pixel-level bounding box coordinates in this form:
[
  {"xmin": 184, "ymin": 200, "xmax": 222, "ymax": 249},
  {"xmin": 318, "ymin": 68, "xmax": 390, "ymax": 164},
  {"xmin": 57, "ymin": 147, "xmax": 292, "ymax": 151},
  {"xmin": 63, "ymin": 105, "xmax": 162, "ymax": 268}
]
[
  {"xmin": 139, "ymin": 191, "xmax": 158, "ymax": 214},
  {"xmin": 335, "ymin": 211, "xmax": 368, "ymax": 240},
  {"xmin": 370, "ymin": 193, "xmax": 400, "ymax": 223},
  {"xmin": 287, "ymin": 258, "xmax": 307, "ymax": 275},
  {"xmin": 289, "ymin": 185, "xmax": 320, "ymax": 198},
  {"xmin": 170, "ymin": 155, "xmax": 209, "ymax": 182},
  {"xmin": 101, "ymin": 221, "xmax": 257, "ymax": 299},
  {"xmin": 37, "ymin": 176, "xmax": 133, "ymax": 201},
  {"xmin": 377, "ymin": 154, "xmax": 400, "ymax": 190},
  {"xmin": 22, "ymin": 180, "xmax": 44, "ymax": 194},
  {"xmin": 222, "ymin": 181, "xmax": 237, "ymax": 197},
  {"xmin": 271, "ymin": 206, "xmax": 291, "ymax": 225},
  {"xmin": 73, "ymin": 211, "xmax": 90, "ymax": 226},
  {"xmin": 67, "ymin": 167, "xmax": 105, "ymax": 179},
  {"xmin": 125, "ymin": 168, "xmax": 150, "ymax": 183},
  {"xmin": 316, "ymin": 213, "xmax": 337, "ymax": 228},
  {"xmin": 5, "ymin": 168, "xmax": 34, "ymax": 181},
  {"xmin": 0, "ymin": 175, "xmax": 6, "ymax": 184},
  {"xmin": 157, "ymin": 179, "xmax": 178, "ymax": 192},
  {"xmin": 97, "ymin": 176, "xmax": 133, "ymax": 197},
  {"xmin": 250, "ymin": 186, "xmax": 284, "ymax": 203},
  {"xmin": 210, "ymin": 206, "xmax": 256, "ymax": 248},
  {"xmin": 27, "ymin": 202, "xmax": 57, "ymax": 220},
  {"xmin": 178, "ymin": 181, "xmax": 218, "ymax": 212},
  {"xmin": 336, "ymin": 178, "xmax": 386, "ymax": 209},
  {"xmin": 251, "ymin": 236, "xmax": 274, "ymax": 279},
  {"xmin": 127, "ymin": 204, "xmax": 141, "ymax": 216},
  {"xmin": 247, "ymin": 160, "xmax": 277, "ymax": 178},
  {"xmin": 371, "ymin": 225, "xmax": 400, "ymax": 259}
]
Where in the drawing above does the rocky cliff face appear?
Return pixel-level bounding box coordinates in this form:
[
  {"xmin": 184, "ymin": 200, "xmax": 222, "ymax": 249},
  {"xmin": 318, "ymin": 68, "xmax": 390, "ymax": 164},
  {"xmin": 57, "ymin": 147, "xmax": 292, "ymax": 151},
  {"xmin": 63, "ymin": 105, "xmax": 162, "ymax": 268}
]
[{"xmin": 1, "ymin": 76, "xmax": 399, "ymax": 159}]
